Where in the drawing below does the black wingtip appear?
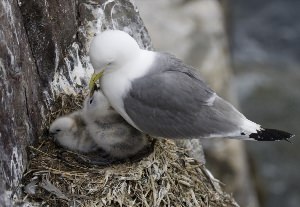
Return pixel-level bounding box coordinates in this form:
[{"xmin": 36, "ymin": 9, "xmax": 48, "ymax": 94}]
[{"xmin": 249, "ymin": 128, "xmax": 295, "ymax": 142}]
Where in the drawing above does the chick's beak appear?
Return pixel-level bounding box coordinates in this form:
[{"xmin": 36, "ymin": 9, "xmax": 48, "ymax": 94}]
[
  {"xmin": 49, "ymin": 131, "xmax": 56, "ymax": 138},
  {"xmin": 89, "ymin": 70, "xmax": 104, "ymax": 96}
]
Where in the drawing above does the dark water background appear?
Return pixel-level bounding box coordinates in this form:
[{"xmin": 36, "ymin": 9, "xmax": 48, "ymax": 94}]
[{"xmin": 231, "ymin": 0, "xmax": 300, "ymax": 206}]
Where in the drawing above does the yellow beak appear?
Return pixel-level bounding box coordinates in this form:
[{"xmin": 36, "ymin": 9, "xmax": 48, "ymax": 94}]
[{"xmin": 89, "ymin": 71, "xmax": 104, "ymax": 96}]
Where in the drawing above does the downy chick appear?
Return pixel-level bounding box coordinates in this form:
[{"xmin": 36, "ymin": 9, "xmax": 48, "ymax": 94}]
[
  {"xmin": 83, "ymin": 90, "xmax": 148, "ymax": 159},
  {"xmin": 49, "ymin": 111, "xmax": 98, "ymax": 153}
]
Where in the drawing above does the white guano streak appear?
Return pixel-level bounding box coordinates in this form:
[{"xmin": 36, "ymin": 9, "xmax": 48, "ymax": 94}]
[{"xmin": 50, "ymin": 4, "xmax": 106, "ymax": 96}]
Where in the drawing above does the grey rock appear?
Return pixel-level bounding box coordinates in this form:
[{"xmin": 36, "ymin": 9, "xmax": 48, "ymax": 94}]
[
  {"xmin": 232, "ymin": 0, "xmax": 300, "ymax": 67},
  {"xmin": 1, "ymin": 0, "xmax": 42, "ymax": 205},
  {"xmin": 232, "ymin": 1, "xmax": 300, "ymax": 206}
]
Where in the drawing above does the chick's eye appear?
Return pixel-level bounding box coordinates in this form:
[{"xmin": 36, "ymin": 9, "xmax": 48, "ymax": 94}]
[{"xmin": 56, "ymin": 129, "xmax": 61, "ymax": 132}]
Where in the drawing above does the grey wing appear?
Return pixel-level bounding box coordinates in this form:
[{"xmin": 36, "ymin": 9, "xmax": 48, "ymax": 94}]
[{"xmin": 123, "ymin": 55, "xmax": 245, "ymax": 139}]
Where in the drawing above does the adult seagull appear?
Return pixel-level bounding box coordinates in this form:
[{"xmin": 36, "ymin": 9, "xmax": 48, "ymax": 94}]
[{"xmin": 88, "ymin": 30, "xmax": 294, "ymax": 141}]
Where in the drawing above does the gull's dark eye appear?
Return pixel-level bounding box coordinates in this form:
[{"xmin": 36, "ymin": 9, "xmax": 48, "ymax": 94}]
[
  {"xmin": 90, "ymin": 98, "xmax": 94, "ymax": 104},
  {"xmin": 56, "ymin": 129, "xmax": 61, "ymax": 132}
]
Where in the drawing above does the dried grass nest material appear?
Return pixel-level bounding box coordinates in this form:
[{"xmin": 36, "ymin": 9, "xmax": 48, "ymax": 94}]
[{"xmin": 22, "ymin": 94, "xmax": 239, "ymax": 207}]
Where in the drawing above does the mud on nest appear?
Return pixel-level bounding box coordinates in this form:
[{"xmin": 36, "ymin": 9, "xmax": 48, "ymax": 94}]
[{"xmin": 21, "ymin": 93, "xmax": 239, "ymax": 207}]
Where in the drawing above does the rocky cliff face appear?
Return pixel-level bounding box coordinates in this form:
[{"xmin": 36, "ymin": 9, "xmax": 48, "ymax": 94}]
[
  {"xmin": 232, "ymin": 1, "xmax": 300, "ymax": 206},
  {"xmin": 0, "ymin": 0, "xmax": 151, "ymax": 205},
  {"xmin": 1, "ymin": 1, "xmax": 42, "ymax": 204}
]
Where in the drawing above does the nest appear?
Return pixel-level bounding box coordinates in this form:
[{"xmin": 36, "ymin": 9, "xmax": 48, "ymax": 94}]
[{"xmin": 22, "ymin": 94, "xmax": 239, "ymax": 207}]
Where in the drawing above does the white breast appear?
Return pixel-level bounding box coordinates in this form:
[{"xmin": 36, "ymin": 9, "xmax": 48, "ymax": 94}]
[{"xmin": 100, "ymin": 50, "xmax": 156, "ymax": 129}]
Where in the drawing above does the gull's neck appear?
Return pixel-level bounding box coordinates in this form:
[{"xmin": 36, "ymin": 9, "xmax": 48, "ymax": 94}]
[{"xmin": 100, "ymin": 49, "xmax": 156, "ymax": 129}]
